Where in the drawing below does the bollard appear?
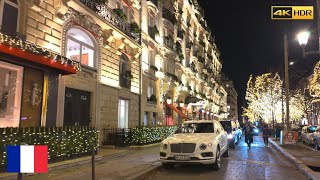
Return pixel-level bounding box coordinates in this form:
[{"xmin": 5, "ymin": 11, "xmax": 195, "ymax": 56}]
[{"xmin": 92, "ymin": 139, "xmax": 96, "ymax": 180}]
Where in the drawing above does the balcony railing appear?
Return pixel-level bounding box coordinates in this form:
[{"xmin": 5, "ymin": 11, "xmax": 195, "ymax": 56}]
[
  {"xmin": 148, "ymin": 26, "xmax": 158, "ymax": 40},
  {"xmin": 79, "ymin": 0, "xmax": 140, "ymax": 43},
  {"xmin": 119, "ymin": 74, "xmax": 131, "ymax": 89}
]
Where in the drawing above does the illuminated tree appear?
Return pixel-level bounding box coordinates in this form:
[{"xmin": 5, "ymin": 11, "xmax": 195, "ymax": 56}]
[
  {"xmin": 309, "ymin": 61, "xmax": 320, "ymax": 102},
  {"xmin": 244, "ymin": 73, "xmax": 283, "ymax": 126}
]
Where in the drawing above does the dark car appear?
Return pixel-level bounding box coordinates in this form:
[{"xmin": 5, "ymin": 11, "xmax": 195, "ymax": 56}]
[{"xmin": 220, "ymin": 120, "xmax": 242, "ymax": 148}]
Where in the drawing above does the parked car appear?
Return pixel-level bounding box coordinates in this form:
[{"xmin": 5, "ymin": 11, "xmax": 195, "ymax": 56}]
[
  {"xmin": 301, "ymin": 125, "xmax": 317, "ymax": 145},
  {"xmin": 160, "ymin": 120, "xmax": 229, "ymax": 170},
  {"xmin": 219, "ymin": 120, "xmax": 242, "ymax": 148},
  {"xmin": 312, "ymin": 126, "xmax": 320, "ymax": 150}
]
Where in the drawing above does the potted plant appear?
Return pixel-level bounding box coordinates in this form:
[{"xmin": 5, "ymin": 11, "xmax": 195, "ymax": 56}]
[
  {"xmin": 130, "ymin": 22, "xmax": 140, "ymax": 34},
  {"xmin": 149, "ymin": 94, "xmax": 157, "ymax": 104},
  {"xmin": 113, "ymin": 8, "xmax": 127, "ymax": 21}
]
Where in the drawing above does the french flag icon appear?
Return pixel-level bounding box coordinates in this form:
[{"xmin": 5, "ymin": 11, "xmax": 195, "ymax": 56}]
[{"xmin": 6, "ymin": 145, "xmax": 48, "ymax": 173}]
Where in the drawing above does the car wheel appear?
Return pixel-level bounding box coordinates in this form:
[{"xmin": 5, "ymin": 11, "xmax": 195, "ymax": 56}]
[
  {"xmin": 162, "ymin": 163, "xmax": 174, "ymax": 169},
  {"xmin": 315, "ymin": 140, "xmax": 320, "ymax": 150},
  {"xmin": 212, "ymin": 148, "xmax": 221, "ymax": 170},
  {"xmin": 222, "ymin": 147, "xmax": 229, "ymax": 157}
]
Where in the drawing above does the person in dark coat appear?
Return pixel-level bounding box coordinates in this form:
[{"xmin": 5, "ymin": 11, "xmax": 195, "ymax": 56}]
[
  {"xmin": 262, "ymin": 124, "xmax": 271, "ymax": 147},
  {"xmin": 244, "ymin": 123, "xmax": 254, "ymax": 149}
]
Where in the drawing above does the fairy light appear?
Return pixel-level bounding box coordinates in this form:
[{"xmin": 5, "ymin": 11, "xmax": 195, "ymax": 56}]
[
  {"xmin": 0, "ymin": 32, "xmax": 81, "ymax": 71},
  {"xmin": 0, "ymin": 127, "xmax": 99, "ymax": 170}
]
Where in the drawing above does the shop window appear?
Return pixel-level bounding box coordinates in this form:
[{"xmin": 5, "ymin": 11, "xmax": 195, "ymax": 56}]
[
  {"xmin": 118, "ymin": 99, "xmax": 129, "ymax": 128},
  {"xmin": 0, "ymin": 0, "xmax": 19, "ymax": 33},
  {"xmin": 66, "ymin": 27, "xmax": 96, "ymax": 68},
  {"xmin": 0, "ymin": 61, "xmax": 23, "ymax": 128}
]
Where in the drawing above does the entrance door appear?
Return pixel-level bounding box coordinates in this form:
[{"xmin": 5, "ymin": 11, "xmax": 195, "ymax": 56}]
[{"xmin": 64, "ymin": 88, "xmax": 91, "ymax": 126}]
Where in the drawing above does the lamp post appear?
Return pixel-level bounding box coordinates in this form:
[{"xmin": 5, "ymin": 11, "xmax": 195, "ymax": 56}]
[{"xmin": 284, "ymin": 33, "xmax": 290, "ymax": 130}]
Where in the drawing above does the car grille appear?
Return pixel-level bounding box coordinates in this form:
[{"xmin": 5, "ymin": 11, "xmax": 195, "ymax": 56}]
[{"xmin": 170, "ymin": 143, "xmax": 196, "ymax": 153}]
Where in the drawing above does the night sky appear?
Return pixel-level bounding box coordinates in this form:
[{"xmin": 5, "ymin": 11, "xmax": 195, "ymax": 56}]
[{"xmin": 197, "ymin": 0, "xmax": 318, "ymax": 118}]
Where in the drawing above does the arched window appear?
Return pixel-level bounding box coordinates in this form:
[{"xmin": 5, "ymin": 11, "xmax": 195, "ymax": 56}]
[
  {"xmin": 66, "ymin": 27, "xmax": 96, "ymax": 68},
  {"xmin": 119, "ymin": 54, "xmax": 131, "ymax": 88},
  {"xmin": 0, "ymin": 0, "xmax": 19, "ymax": 33}
]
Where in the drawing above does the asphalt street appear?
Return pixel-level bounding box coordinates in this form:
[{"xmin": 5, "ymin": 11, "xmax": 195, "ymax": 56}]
[{"xmin": 145, "ymin": 136, "xmax": 308, "ymax": 180}]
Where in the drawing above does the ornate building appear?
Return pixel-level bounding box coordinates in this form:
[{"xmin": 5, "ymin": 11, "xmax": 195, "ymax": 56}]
[
  {"xmin": 0, "ymin": 0, "xmax": 142, "ymax": 133},
  {"xmin": 140, "ymin": 0, "xmax": 227, "ymax": 126},
  {"xmin": 221, "ymin": 74, "xmax": 238, "ymax": 121}
]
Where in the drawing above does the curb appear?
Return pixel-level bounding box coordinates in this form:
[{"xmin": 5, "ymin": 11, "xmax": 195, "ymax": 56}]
[
  {"xmin": 129, "ymin": 143, "xmax": 161, "ymax": 149},
  {"xmin": 126, "ymin": 162, "xmax": 162, "ymax": 180},
  {"xmin": 269, "ymin": 138, "xmax": 320, "ymax": 180}
]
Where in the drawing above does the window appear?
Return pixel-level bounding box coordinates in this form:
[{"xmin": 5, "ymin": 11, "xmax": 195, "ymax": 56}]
[
  {"xmin": 66, "ymin": 28, "xmax": 96, "ymax": 68},
  {"xmin": 144, "ymin": 112, "xmax": 149, "ymax": 126},
  {"xmin": 118, "ymin": 99, "xmax": 129, "ymax": 128},
  {"xmin": 147, "ymin": 83, "xmax": 154, "ymax": 98},
  {"xmin": 119, "ymin": 54, "xmax": 131, "ymax": 88},
  {"xmin": 0, "ymin": 61, "xmax": 23, "ymax": 128},
  {"xmin": 148, "ymin": 13, "xmax": 155, "ymax": 27},
  {"xmin": 0, "ymin": 0, "xmax": 19, "ymax": 33}
]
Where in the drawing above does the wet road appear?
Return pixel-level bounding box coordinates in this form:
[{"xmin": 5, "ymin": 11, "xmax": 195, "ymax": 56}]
[{"xmin": 145, "ymin": 136, "xmax": 308, "ymax": 180}]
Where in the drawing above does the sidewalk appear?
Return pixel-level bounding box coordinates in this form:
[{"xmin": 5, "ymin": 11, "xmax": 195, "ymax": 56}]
[
  {"xmin": 0, "ymin": 143, "xmax": 161, "ymax": 180},
  {"xmin": 269, "ymin": 138, "xmax": 320, "ymax": 180}
]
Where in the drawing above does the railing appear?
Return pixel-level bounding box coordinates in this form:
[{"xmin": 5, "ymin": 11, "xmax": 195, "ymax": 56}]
[
  {"xmin": 119, "ymin": 74, "xmax": 131, "ymax": 89},
  {"xmin": 79, "ymin": 0, "xmax": 140, "ymax": 43}
]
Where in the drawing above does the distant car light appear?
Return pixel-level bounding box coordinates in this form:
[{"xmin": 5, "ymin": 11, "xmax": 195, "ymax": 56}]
[
  {"xmin": 227, "ymin": 134, "xmax": 233, "ymax": 139},
  {"xmin": 254, "ymin": 129, "xmax": 259, "ymax": 133}
]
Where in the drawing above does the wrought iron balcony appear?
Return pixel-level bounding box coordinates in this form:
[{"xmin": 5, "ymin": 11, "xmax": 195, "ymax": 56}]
[
  {"xmin": 79, "ymin": 0, "xmax": 140, "ymax": 43},
  {"xmin": 177, "ymin": 30, "xmax": 184, "ymax": 39}
]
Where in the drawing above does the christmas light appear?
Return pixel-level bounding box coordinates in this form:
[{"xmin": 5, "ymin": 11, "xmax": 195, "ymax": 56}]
[
  {"xmin": 0, "ymin": 32, "xmax": 81, "ymax": 71},
  {"xmin": 0, "ymin": 127, "xmax": 99, "ymax": 172}
]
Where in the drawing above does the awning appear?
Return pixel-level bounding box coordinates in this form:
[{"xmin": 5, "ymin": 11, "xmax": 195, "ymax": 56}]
[
  {"xmin": 0, "ymin": 32, "xmax": 80, "ymax": 74},
  {"xmin": 164, "ymin": 101, "xmax": 188, "ymax": 119}
]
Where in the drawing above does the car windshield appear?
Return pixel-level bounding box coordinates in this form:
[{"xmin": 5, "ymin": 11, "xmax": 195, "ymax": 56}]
[
  {"xmin": 220, "ymin": 121, "xmax": 232, "ymax": 133},
  {"xmin": 175, "ymin": 122, "xmax": 214, "ymax": 134}
]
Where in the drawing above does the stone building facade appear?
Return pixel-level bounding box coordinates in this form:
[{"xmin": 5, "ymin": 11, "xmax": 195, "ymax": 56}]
[
  {"xmin": 140, "ymin": 0, "xmax": 227, "ymax": 125},
  {"xmin": 0, "ymin": 0, "xmax": 142, "ymax": 133},
  {"xmin": 221, "ymin": 74, "xmax": 238, "ymax": 121}
]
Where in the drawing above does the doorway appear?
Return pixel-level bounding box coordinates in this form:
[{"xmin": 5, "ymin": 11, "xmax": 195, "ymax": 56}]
[{"xmin": 64, "ymin": 87, "xmax": 91, "ymax": 126}]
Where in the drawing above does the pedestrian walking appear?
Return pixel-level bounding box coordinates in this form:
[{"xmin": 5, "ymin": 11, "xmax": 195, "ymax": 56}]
[
  {"xmin": 244, "ymin": 123, "xmax": 254, "ymax": 149},
  {"xmin": 262, "ymin": 125, "xmax": 271, "ymax": 147}
]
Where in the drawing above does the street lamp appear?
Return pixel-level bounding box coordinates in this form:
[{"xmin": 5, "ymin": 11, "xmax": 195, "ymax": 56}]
[{"xmin": 297, "ymin": 31, "xmax": 310, "ymax": 47}]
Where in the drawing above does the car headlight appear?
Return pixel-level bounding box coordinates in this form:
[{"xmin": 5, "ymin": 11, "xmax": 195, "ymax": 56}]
[
  {"xmin": 228, "ymin": 134, "xmax": 234, "ymax": 139},
  {"xmin": 254, "ymin": 129, "xmax": 259, "ymax": 133},
  {"xmin": 199, "ymin": 143, "xmax": 207, "ymax": 150},
  {"xmin": 163, "ymin": 144, "xmax": 168, "ymax": 150}
]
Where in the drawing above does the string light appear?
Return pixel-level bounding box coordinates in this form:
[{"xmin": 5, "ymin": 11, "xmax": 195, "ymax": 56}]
[
  {"xmin": 124, "ymin": 126, "xmax": 177, "ymax": 145},
  {"xmin": 0, "ymin": 32, "xmax": 81, "ymax": 71},
  {"xmin": 0, "ymin": 127, "xmax": 99, "ymax": 171}
]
